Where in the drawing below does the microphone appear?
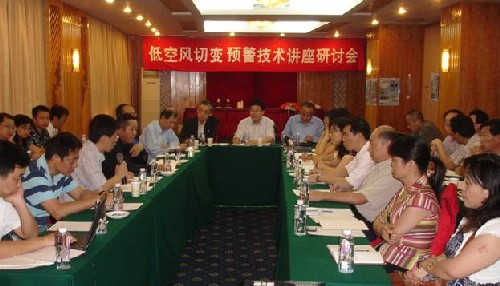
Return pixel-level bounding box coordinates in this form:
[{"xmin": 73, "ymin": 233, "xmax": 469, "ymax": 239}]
[{"xmin": 116, "ymin": 153, "xmax": 127, "ymax": 184}]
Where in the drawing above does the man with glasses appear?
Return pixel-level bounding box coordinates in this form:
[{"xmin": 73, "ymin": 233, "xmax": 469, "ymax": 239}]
[
  {"xmin": 22, "ymin": 133, "xmax": 106, "ymax": 232},
  {"xmin": 179, "ymin": 100, "xmax": 219, "ymax": 143},
  {"xmin": 72, "ymin": 114, "xmax": 129, "ymax": 191},
  {"xmin": 0, "ymin": 113, "xmax": 15, "ymax": 141}
]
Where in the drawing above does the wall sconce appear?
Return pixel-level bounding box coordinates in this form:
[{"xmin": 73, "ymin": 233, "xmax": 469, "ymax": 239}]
[
  {"xmin": 441, "ymin": 49, "xmax": 450, "ymax": 73},
  {"xmin": 366, "ymin": 58, "xmax": 373, "ymax": 75},
  {"xmin": 72, "ymin": 48, "xmax": 80, "ymax": 72}
]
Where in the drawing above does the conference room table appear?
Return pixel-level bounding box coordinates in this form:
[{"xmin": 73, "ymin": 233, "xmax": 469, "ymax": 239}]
[{"xmin": 0, "ymin": 146, "xmax": 390, "ymax": 286}]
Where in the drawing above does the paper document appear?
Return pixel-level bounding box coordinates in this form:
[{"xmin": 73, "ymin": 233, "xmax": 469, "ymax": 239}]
[
  {"xmin": 308, "ymin": 227, "xmax": 365, "ymax": 237},
  {"xmin": 327, "ymin": 244, "xmax": 384, "ymax": 265},
  {"xmin": 121, "ymin": 184, "xmax": 153, "ymax": 193},
  {"xmin": 0, "ymin": 246, "xmax": 84, "ymax": 270},
  {"xmin": 317, "ymin": 216, "xmax": 368, "ymax": 230},
  {"xmin": 48, "ymin": 221, "xmax": 92, "ymax": 232},
  {"xmin": 306, "ymin": 208, "xmax": 354, "ymax": 218},
  {"xmin": 122, "ymin": 203, "xmax": 143, "ymax": 211}
]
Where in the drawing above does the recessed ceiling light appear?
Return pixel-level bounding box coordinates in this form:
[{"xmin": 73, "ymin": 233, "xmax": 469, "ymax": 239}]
[
  {"xmin": 280, "ymin": 32, "xmax": 285, "ymax": 37},
  {"xmin": 334, "ymin": 30, "xmax": 340, "ymax": 38},
  {"xmin": 145, "ymin": 20, "xmax": 152, "ymax": 27},
  {"xmin": 155, "ymin": 31, "xmax": 160, "ymax": 36},
  {"xmin": 151, "ymin": 28, "xmax": 157, "ymax": 32},
  {"xmin": 371, "ymin": 19, "xmax": 379, "ymax": 25},
  {"xmin": 136, "ymin": 15, "xmax": 144, "ymax": 21},
  {"xmin": 123, "ymin": 6, "xmax": 132, "ymax": 13},
  {"xmin": 229, "ymin": 32, "xmax": 235, "ymax": 36},
  {"xmin": 398, "ymin": 6, "xmax": 407, "ymax": 15},
  {"xmin": 105, "ymin": 0, "xmax": 114, "ymax": 4}
]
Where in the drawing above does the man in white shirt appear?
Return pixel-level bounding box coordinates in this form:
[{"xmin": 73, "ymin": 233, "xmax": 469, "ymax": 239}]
[
  {"xmin": 72, "ymin": 114, "xmax": 128, "ymax": 191},
  {"xmin": 479, "ymin": 119, "xmax": 500, "ymax": 155},
  {"xmin": 310, "ymin": 126, "xmax": 402, "ymax": 223},
  {"xmin": 141, "ymin": 109, "xmax": 180, "ymax": 161},
  {"xmin": 0, "ymin": 141, "xmax": 53, "ymax": 258},
  {"xmin": 309, "ymin": 117, "xmax": 374, "ymax": 190},
  {"xmin": 233, "ymin": 99, "xmax": 275, "ymax": 145},
  {"xmin": 47, "ymin": 104, "xmax": 69, "ymax": 138}
]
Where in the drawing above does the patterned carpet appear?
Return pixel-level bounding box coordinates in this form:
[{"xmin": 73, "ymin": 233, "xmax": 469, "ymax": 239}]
[{"xmin": 171, "ymin": 207, "xmax": 278, "ymax": 286}]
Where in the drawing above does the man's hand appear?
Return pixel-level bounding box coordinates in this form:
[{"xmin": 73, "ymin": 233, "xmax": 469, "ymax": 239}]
[
  {"xmin": 129, "ymin": 143, "xmax": 144, "ymax": 157},
  {"xmin": 304, "ymin": 135, "xmax": 314, "ymax": 142},
  {"xmin": 430, "ymin": 138, "xmax": 443, "ymax": 149},
  {"xmin": 114, "ymin": 162, "xmax": 128, "ymax": 178},
  {"xmin": 309, "ymin": 190, "xmax": 325, "ymax": 201},
  {"xmin": 232, "ymin": 137, "xmax": 241, "ymax": 145},
  {"xmin": 4, "ymin": 186, "xmax": 26, "ymax": 208}
]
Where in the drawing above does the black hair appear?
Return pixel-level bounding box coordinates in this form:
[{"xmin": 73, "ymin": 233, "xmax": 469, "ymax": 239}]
[
  {"xmin": 469, "ymin": 109, "xmax": 489, "ymax": 125},
  {"xmin": 117, "ymin": 113, "xmax": 137, "ymax": 130},
  {"xmin": 160, "ymin": 109, "xmax": 177, "ymax": 120},
  {"xmin": 0, "ymin": 140, "xmax": 30, "ymax": 178},
  {"xmin": 13, "ymin": 114, "xmax": 32, "ymax": 127},
  {"xmin": 45, "ymin": 132, "xmax": 82, "ymax": 160},
  {"xmin": 199, "ymin": 100, "xmax": 213, "ymax": 112},
  {"xmin": 461, "ymin": 154, "xmax": 500, "ymax": 232},
  {"xmin": 32, "ymin": 105, "xmax": 50, "ymax": 118},
  {"xmin": 406, "ymin": 109, "xmax": 424, "ymax": 121},
  {"xmin": 88, "ymin": 114, "xmax": 118, "ymax": 143},
  {"xmin": 301, "ymin": 101, "xmax": 315, "ymax": 110},
  {"xmin": 0, "ymin": 112, "xmax": 13, "ymax": 123},
  {"xmin": 389, "ymin": 135, "xmax": 445, "ymax": 199},
  {"xmin": 325, "ymin": 108, "xmax": 352, "ymax": 121},
  {"xmin": 346, "ymin": 117, "xmax": 371, "ymax": 141},
  {"xmin": 450, "ymin": 114, "xmax": 475, "ymax": 138},
  {"xmin": 249, "ymin": 99, "xmax": 265, "ymax": 111},
  {"xmin": 49, "ymin": 104, "xmax": 69, "ymax": 120},
  {"xmin": 115, "ymin": 104, "xmax": 129, "ymax": 118},
  {"xmin": 329, "ymin": 117, "xmax": 351, "ymax": 158},
  {"xmin": 481, "ymin": 119, "xmax": 500, "ymax": 136},
  {"xmin": 443, "ymin": 109, "xmax": 463, "ymax": 119}
]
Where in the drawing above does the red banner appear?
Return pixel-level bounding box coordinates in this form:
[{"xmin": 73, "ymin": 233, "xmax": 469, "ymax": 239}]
[{"xmin": 143, "ymin": 36, "xmax": 365, "ymax": 72}]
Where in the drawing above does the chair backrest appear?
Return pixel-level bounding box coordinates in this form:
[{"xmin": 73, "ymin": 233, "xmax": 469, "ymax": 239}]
[{"xmin": 430, "ymin": 183, "xmax": 460, "ymax": 256}]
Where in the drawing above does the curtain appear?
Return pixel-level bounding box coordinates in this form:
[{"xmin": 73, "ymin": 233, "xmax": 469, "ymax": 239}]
[
  {"xmin": 88, "ymin": 17, "xmax": 131, "ymax": 116},
  {"xmin": 0, "ymin": 0, "xmax": 46, "ymax": 115}
]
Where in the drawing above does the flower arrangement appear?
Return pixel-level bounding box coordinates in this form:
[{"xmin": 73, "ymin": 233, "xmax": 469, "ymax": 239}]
[{"xmin": 280, "ymin": 102, "xmax": 300, "ymax": 112}]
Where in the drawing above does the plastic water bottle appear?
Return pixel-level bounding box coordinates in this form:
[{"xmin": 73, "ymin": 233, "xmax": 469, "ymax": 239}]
[
  {"xmin": 56, "ymin": 228, "xmax": 71, "ymax": 270},
  {"xmin": 199, "ymin": 132, "xmax": 206, "ymax": 146},
  {"xmin": 113, "ymin": 183, "xmax": 123, "ymax": 211},
  {"xmin": 338, "ymin": 229, "xmax": 354, "ymax": 274},
  {"xmin": 188, "ymin": 135, "xmax": 195, "ymax": 148},
  {"xmin": 294, "ymin": 200, "xmax": 307, "ymax": 236},
  {"xmin": 300, "ymin": 177, "xmax": 310, "ymax": 206},
  {"xmin": 139, "ymin": 168, "xmax": 147, "ymax": 195}
]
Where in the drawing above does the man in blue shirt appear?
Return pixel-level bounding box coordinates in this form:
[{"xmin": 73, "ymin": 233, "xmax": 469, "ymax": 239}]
[
  {"xmin": 283, "ymin": 101, "xmax": 324, "ymax": 143},
  {"xmin": 141, "ymin": 109, "xmax": 180, "ymax": 160},
  {"xmin": 22, "ymin": 133, "xmax": 105, "ymax": 232}
]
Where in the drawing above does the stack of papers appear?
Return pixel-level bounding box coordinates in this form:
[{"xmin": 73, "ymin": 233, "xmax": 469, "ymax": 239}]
[
  {"xmin": 308, "ymin": 227, "xmax": 365, "ymax": 237},
  {"xmin": 122, "ymin": 203, "xmax": 143, "ymax": 211},
  {"xmin": 292, "ymin": 188, "xmax": 330, "ymax": 197},
  {"xmin": 48, "ymin": 221, "xmax": 92, "ymax": 232},
  {"xmin": 327, "ymin": 244, "xmax": 384, "ymax": 265},
  {"xmin": 316, "ymin": 216, "xmax": 368, "ymax": 230},
  {"xmin": 0, "ymin": 246, "xmax": 85, "ymax": 270}
]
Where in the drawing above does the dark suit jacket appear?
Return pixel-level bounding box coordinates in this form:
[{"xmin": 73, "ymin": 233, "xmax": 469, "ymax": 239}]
[
  {"xmin": 103, "ymin": 139, "xmax": 149, "ymax": 179},
  {"xmin": 179, "ymin": 116, "xmax": 219, "ymax": 142}
]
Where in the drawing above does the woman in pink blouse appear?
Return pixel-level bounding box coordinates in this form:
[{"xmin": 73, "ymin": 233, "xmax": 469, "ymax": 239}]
[{"xmin": 373, "ymin": 135, "xmax": 445, "ymax": 272}]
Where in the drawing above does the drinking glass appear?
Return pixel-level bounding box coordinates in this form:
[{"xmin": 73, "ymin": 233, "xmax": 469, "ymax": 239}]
[
  {"xmin": 175, "ymin": 148, "xmax": 181, "ymax": 162},
  {"xmin": 149, "ymin": 160, "xmax": 158, "ymax": 187}
]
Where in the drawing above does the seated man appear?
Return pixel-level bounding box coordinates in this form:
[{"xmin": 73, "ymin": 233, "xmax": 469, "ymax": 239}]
[
  {"xmin": 141, "ymin": 109, "xmax": 180, "ymax": 161},
  {"xmin": 29, "ymin": 105, "xmax": 51, "ymax": 159},
  {"xmin": 309, "ymin": 117, "xmax": 374, "ymax": 190},
  {"xmin": 431, "ymin": 114, "xmax": 480, "ymax": 171},
  {"xmin": 468, "ymin": 108, "xmax": 489, "ymax": 135},
  {"xmin": 310, "ymin": 127, "xmax": 402, "ymax": 223},
  {"xmin": 47, "ymin": 104, "xmax": 69, "ymax": 138},
  {"xmin": 23, "ymin": 133, "xmax": 106, "ymax": 232},
  {"xmin": 13, "ymin": 114, "xmax": 32, "ymax": 153},
  {"xmin": 115, "ymin": 103, "xmax": 137, "ymax": 118},
  {"xmin": 405, "ymin": 109, "xmax": 443, "ymax": 146},
  {"xmin": 103, "ymin": 113, "xmax": 148, "ymax": 178},
  {"xmin": 0, "ymin": 141, "xmax": 53, "ymax": 258},
  {"xmin": 478, "ymin": 119, "xmax": 500, "ymax": 155},
  {"xmin": 232, "ymin": 99, "xmax": 275, "ymax": 145},
  {"xmin": 283, "ymin": 101, "xmax": 323, "ymax": 143},
  {"xmin": 0, "ymin": 112, "xmax": 15, "ymax": 141},
  {"xmin": 72, "ymin": 115, "xmax": 128, "ymax": 191},
  {"xmin": 179, "ymin": 100, "xmax": 219, "ymax": 143},
  {"xmin": 442, "ymin": 109, "xmax": 464, "ymax": 156}
]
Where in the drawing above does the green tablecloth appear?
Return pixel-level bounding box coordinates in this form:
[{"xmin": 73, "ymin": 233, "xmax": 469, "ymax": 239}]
[{"xmin": 0, "ymin": 146, "xmax": 390, "ymax": 285}]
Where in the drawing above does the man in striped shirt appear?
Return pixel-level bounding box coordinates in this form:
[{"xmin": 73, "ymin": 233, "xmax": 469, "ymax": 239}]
[{"xmin": 22, "ymin": 133, "xmax": 105, "ymax": 232}]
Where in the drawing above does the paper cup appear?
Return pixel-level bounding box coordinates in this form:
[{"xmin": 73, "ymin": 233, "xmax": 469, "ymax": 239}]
[
  {"xmin": 194, "ymin": 140, "xmax": 199, "ymax": 149},
  {"xmin": 257, "ymin": 137, "xmax": 262, "ymax": 147},
  {"xmin": 207, "ymin": 138, "xmax": 213, "ymax": 147},
  {"xmin": 131, "ymin": 181, "xmax": 140, "ymax": 198}
]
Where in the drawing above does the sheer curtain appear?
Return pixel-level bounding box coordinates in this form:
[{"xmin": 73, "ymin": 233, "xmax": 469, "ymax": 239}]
[
  {"xmin": 0, "ymin": 0, "xmax": 46, "ymax": 114},
  {"xmin": 88, "ymin": 17, "xmax": 132, "ymax": 116}
]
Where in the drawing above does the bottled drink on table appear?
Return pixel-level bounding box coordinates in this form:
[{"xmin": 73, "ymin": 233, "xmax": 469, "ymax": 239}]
[
  {"xmin": 338, "ymin": 229, "xmax": 354, "ymax": 274},
  {"xmin": 293, "ymin": 199, "xmax": 307, "ymax": 236},
  {"xmin": 300, "ymin": 177, "xmax": 310, "ymax": 206},
  {"xmin": 56, "ymin": 228, "xmax": 71, "ymax": 270},
  {"xmin": 199, "ymin": 132, "xmax": 206, "ymax": 146},
  {"xmin": 188, "ymin": 135, "xmax": 195, "ymax": 148},
  {"xmin": 113, "ymin": 183, "xmax": 123, "ymax": 211},
  {"xmin": 139, "ymin": 168, "xmax": 148, "ymax": 195}
]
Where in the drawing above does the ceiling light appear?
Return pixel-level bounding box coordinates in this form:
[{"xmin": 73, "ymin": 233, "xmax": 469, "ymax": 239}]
[
  {"xmin": 193, "ymin": 0, "xmax": 362, "ymax": 16},
  {"xmin": 247, "ymin": 21, "xmax": 274, "ymax": 29},
  {"xmin": 280, "ymin": 32, "xmax": 285, "ymax": 37},
  {"xmin": 398, "ymin": 6, "xmax": 407, "ymax": 15},
  {"xmin": 371, "ymin": 19, "xmax": 379, "ymax": 25},
  {"xmin": 123, "ymin": 6, "xmax": 132, "ymax": 13},
  {"xmin": 334, "ymin": 30, "xmax": 340, "ymax": 38},
  {"xmin": 105, "ymin": 0, "xmax": 114, "ymax": 4},
  {"xmin": 145, "ymin": 20, "xmax": 152, "ymax": 27},
  {"xmin": 136, "ymin": 15, "xmax": 144, "ymax": 21},
  {"xmin": 205, "ymin": 20, "xmax": 328, "ymax": 33},
  {"xmin": 151, "ymin": 28, "xmax": 157, "ymax": 32},
  {"xmin": 155, "ymin": 31, "xmax": 160, "ymax": 36},
  {"xmin": 229, "ymin": 32, "xmax": 235, "ymax": 36}
]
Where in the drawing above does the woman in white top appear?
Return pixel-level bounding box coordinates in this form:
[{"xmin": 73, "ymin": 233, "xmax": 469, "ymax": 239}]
[{"xmin": 407, "ymin": 153, "xmax": 500, "ymax": 285}]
